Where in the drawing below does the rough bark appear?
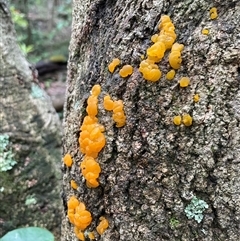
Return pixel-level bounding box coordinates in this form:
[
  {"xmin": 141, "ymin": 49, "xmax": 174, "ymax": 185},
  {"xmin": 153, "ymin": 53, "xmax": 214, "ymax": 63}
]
[
  {"xmin": 62, "ymin": 0, "xmax": 240, "ymax": 240},
  {"xmin": 0, "ymin": 1, "xmax": 62, "ymax": 239}
]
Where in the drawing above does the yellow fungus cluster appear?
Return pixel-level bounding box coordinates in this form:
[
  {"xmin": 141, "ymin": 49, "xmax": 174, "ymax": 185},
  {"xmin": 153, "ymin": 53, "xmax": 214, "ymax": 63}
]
[
  {"xmin": 71, "ymin": 180, "xmax": 78, "ymax": 190},
  {"xmin": 112, "ymin": 100, "xmax": 126, "ymax": 127},
  {"xmin": 147, "ymin": 41, "xmax": 166, "ymax": 63},
  {"xmin": 79, "ymin": 85, "xmax": 105, "ymax": 157},
  {"xmin": 67, "ymin": 196, "xmax": 92, "ymax": 241},
  {"xmin": 173, "ymin": 114, "xmax": 193, "ymax": 126},
  {"xmin": 173, "ymin": 115, "xmax": 182, "ymax": 126},
  {"xmin": 85, "ymin": 85, "xmax": 101, "ymax": 117},
  {"xmin": 63, "ymin": 153, "xmax": 73, "ymax": 167},
  {"xmin": 193, "ymin": 94, "xmax": 200, "ymax": 103},
  {"xmin": 67, "ymin": 196, "xmax": 109, "ymax": 240},
  {"xmin": 119, "ymin": 65, "xmax": 133, "ymax": 77},
  {"xmin": 154, "ymin": 15, "xmax": 177, "ymax": 50},
  {"xmin": 202, "ymin": 28, "xmax": 209, "ymax": 35},
  {"xmin": 66, "ymin": 13, "xmax": 209, "ymax": 240},
  {"xmin": 139, "ymin": 15, "xmax": 184, "ymax": 81},
  {"xmin": 108, "ymin": 58, "xmax": 133, "ymax": 77},
  {"xmin": 96, "ymin": 216, "xmax": 109, "ymax": 235},
  {"xmin": 139, "ymin": 59, "xmax": 162, "ymax": 82},
  {"xmin": 108, "ymin": 58, "xmax": 121, "ymax": 73},
  {"xmin": 179, "ymin": 77, "xmax": 190, "ymax": 87},
  {"xmin": 103, "ymin": 95, "xmax": 126, "ymax": 127},
  {"xmin": 210, "ymin": 7, "xmax": 218, "ymax": 20},
  {"xmin": 182, "ymin": 114, "xmax": 193, "ymax": 126},
  {"xmin": 74, "ymin": 227, "xmax": 85, "ymax": 241},
  {"xmin": 79, "ymin": 116, "xmax": 105, "ymax": 158},
  {"xmin": 103, "ymin": 95, "xmax": 114, "ymax": 111},
  {"xmin": 88, "ymin": 232, "xmax": 95, "ymax": 240},
  {"xmin": 166, "ymin": 69, "xmax": 176, "ymax": 80},
  {"xmin": 80, "ymin": 156, "xmax": 101, "ymax": 188},
  {"xmin": 169, "ymin": 43, "xmax": 184, "ymax": 70},
  {"xmin": 79, "ymin": 85, "xmax": 106, "ymax": 188}
]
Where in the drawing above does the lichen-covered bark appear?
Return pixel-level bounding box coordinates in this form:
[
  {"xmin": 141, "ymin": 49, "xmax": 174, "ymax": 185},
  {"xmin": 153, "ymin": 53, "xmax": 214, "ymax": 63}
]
[
  {"xmin": 62, "ymin": 0, "xmax": 240, "ymax": 240},
  {"xmin": 0, "ymin": 1, "xmax": 62, "ymax": 239}
]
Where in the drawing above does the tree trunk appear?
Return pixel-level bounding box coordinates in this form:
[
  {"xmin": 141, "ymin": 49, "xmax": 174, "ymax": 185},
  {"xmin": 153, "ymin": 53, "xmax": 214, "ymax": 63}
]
[
  {"xmin": 0, "ymin": 1, "xmax": 62, "ymax": 239},
  {"xmin": 62, "ymin": 0, "xmax": 240, "ymax": 240}
]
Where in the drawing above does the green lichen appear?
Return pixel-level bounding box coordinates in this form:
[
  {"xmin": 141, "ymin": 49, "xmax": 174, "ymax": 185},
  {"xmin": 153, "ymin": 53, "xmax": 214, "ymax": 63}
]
[
  {"xmin": 74, "ymin": 100, "xmax": 80, "ymax": 110},
  {"xmin": 25, "ymin": 194, "xmax": 37, "ymax": 205},
  {"xmin": 184, "ymin": 196, "xmax": 208, "ymax": 223},
  {"xmin": 0, "ymin": 134, "xmax": 17, "ymax": 172},
  {"xmin": 31, "ymin": 83, "xmax": 45, "ymax": 99}
]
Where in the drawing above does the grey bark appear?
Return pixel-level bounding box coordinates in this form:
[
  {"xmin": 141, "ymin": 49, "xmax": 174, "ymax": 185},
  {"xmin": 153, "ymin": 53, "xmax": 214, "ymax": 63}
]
[
  {"xmin": 62, "ymin": 0, "xmax": 240, "ymax": 240},
  {"xmin": 0, "ymin": 1, "xmax": 62, "ymax": 239}
]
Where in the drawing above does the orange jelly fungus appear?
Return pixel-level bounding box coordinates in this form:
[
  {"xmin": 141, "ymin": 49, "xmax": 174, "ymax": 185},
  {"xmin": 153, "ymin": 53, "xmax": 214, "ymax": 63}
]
[
  {"xmin": 108, "ymin": 58, "xmax": 120, "ymax": 73},
  {"xmin": 71, "ymin": 180, "xmax": 78, "ymax": 190},
  {"xmin": 67, "ymin": 196, "xmax": 80, "ymax": 210},
  {"xmin": 202, "ymin": 28, "xmax": 209, "ymax": 35},
  {"xmin": 104, "ymin": 95, "xmax": 126, "ymax": 127},
  {"xmin": 166, "ymin": 69, "xmax": 176, "ymax": 80},
  {"xmin": 79, "ymin": 121, "xmax": 106, "ymax": 158},
  {"xmin": 210, "ymin": 7, "xmax": 218, "ymax": 20},
  {"xmin": 103, "ymin": 95, "xmax": 114, "ymax": 111},
  {"xmin": 147, "ymin": 41, "xmax": 166, "ymax": 62},
  {"xmin": 139, "ymin": 15, "xmax": 177, "ymax": 82},
  {"xmin": 74, "ymin": 227, "xmax": 85, "ymax": 241},
  {"xmin": 119, "ymin": 65, "xmax": 133, "ymax": 77},
  {"xmin": 91, "ymin": 84, "xmax": 101, "ymax": 96},
  {"xmin": 169, "ymin": 43, "xmax": 184, "ymax": 69},
  {"xmin": 67, "ymin": 196, "xmax": 92, "ymax": 234},
  {"xmin": 113, "ymin": 100, "xmax": 126, "ymax": 127},
  {"xmin": 88, "ymin": 232, "xmax": 95, "ymax": 239},
  {"xmin": 96, "ymin": 217, "xmax": 109, "ymax": 235},
  {"xmin": 74, "ymin": 210, "xmax": 92, "ymax": 230},
  {"xmin": 193, "ymin": 94, "xmax": 200, "ymax": 102},
  {"xmin": 182, "ymin": 114, "xmax": 193, "ymax": 126},
  {"xmin": 63, "ymin": 153, "xmax": 73, "ymax": 167},
  {"xmin": 80, "ymin": 156, "xmax": 101, "ymax": 188},
  {"xmin": 139, "ymin": 59, "xmax": 162, "ymax": 82},
  {"xmin": 179, "ymin": 77, "xmax": 190, "ymax": 87},
  {"xmin": 171, "ymin": 42, "xmax": 184, "ymax": 52},
  {"xmin": 173, "ymin": 115, "xmax": 182, "ymax": 126},
  {"xmin": 79, "ymin": 85, "xmax": 106, "ymax": 158},
  {"xmin": 157, "ymin": 15, "xmax": 177, "ymax": 50}
]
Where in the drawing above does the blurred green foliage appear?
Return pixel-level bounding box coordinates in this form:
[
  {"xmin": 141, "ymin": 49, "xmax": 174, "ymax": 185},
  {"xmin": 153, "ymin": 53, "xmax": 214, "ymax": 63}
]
[
  {"xmin": 0, "ymin": 227, "xmax": 54, "ymax": 241},
  {"xmin": 9, "ymin": 0, "xmax": 72, "ymax": 63},
  {"xmin": 10, "ymin": 5, "xmax": 33, "ymax": 55},
  {"xmin": 10, "ymin": 6, "xmax": 28, "ymax": 28}
]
